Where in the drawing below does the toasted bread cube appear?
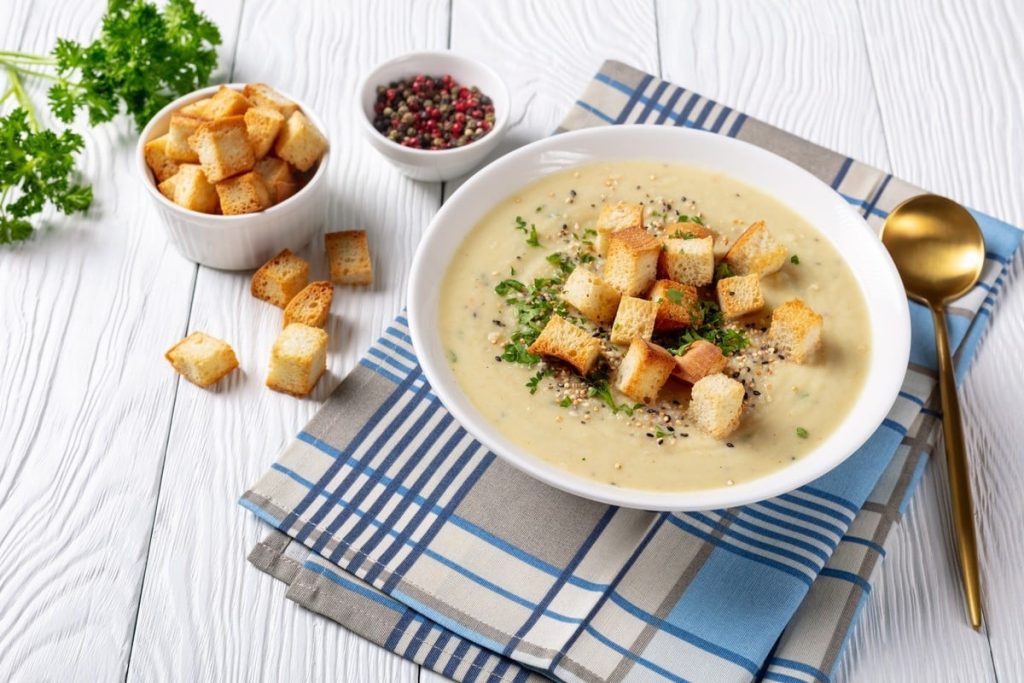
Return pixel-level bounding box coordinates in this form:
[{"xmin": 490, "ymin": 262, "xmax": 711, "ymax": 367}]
[
  {"xmin": 165, "ymin": 331, "xmax": 239, "ymax": 388},
  {"xmin": 215, "ymin": 171, "xmax": 272, "ymax": 215},
  {"xmin": 648, "ymin": 279, "xmax": 700, "ymax": 331},
  {"xmin": 595, "ymin": 202, "xmax": 644, "ymax": 254},
  {"xmin": 188, "ymin": 116, "xmax": 256, "ymax": 183},
  {"xmin": 204, "ymin": 85, "xmax": 251, "ymax": 118},
  {"xmin": 616, "ymin": 337, "xmax": 676, "ymax": 404},
  {"xmin": 283, "ymin": 281, "xmax": 333, "ymax": 328},
  {"xmin": 266, "ymin": 323, "xmax": 328, "ymax": 396},
  {"xmin": 673, "ymin": 340, "xmax": 726, "ymax": 384},
  {"xmin": 274, "ymin": 111, "xmax": 327, "ymax": 172},
  {"xmin": 769, "ymin": 299, "xmax": 823, "ymax": 363},
  {"xmin": 325, "ymin": 230, "xmax": 373, "ymax": 286},
  {"xmin": 716, "ymin": 274, "xmax": 765, "ymax": 320},
  {"xmin": 610, "ymin": 296, "xmax": 658, "ymax": 346},
  {"xmin": 244, "ymin": 83, "xmax": 300, "ymax": 119},
  {"xmin": 690, "ymin": 373, "xmax": 745, "ymax": 439},
  {"xmin": 254, "ymin": 156, "xmax": 297, "ymax": 204},
  {"xmin": 251, "ymin": 249, "xmax": 310, "ymax": 308},
  {"xmin": 659, "ymin": 236, "xmax": 714, "ymax": 286},
  {"xmin": 162, "ymin": 164, "xmax": 219, "ymax": 213},
  {"xmin": 527, "ymin": 315, "xmax": 602, "ymax": 376},
  {"xmin": 244, "ymin": 106, "xmax": 285, "ymax": 160},
  {"xmin": 271, "ymin": 180, "xmax": 300, "ymax": 204},
  {"xmin": 179, "ymin": 97, "xmax": 214, "ymax": 119},
  {"xmin": 663, "ymin": 221, "xmax": 713, "ymax": 240},
  {"xmin": 165, "ymin": 113, "xmax": 204, "ymax": 162},
  {"xmin": 724, "ymin": 220, "xmax": 788, "ymax": 276},
  {"xmin": 143, "ymin": 135, "xmax": 180, "ymax": 182},
  {"xmin": 561, "ymin": 268, "xmax": 621, "ymax": 325},
  {"xmin": 603, "ymin": 227, "xmax": 660, "ymax": 296}
]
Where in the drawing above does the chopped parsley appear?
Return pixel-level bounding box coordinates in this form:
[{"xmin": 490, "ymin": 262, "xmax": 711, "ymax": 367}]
[
  {"xmin": 514, "ymin": 215, "xmax": 527, "ymax": 233},
  {"xmin": 535, "ymin": 205, "xmax": 543, "ymax": 213},
  {"xmin": 526, "ymin": 223, "xmax": 541, "ymax": 247},
  {"xmin": 587, "ymin": 379, "xmax": 643, "ymax": 416},
  {"xmin": 668, "ymin": 300, "xmax": 750, "ymax": 356},
  {"xmin": 494, "ymin": 270, "xmax": 570, "ymax": 367},
  {"xmin": 670, "ymin": 229, "xmax": 697, "ymax": 239},
  {"xmin": 546, "ymin": 252, "xmax": 576, "ymax": 276},
  {"xmin": 526, "ymin": 368, "xmax": 551, "ymax": 394},
  {"xmin": 796, "ymin": 427, "xmax": 809, "ymax": 439},
  {"xmin": 790, "ymin": 254, "xmax": 800, "ymax": 265},
  {"xmin": 714, "ymin": 262, "xmax": 734, "ymax": 282},
  {"xmin": 676, "ymin": 214, "xmax": 705, "ymax": 225},
  {"xmin": 559, "ymin": 396, "xmax": 573, "ymax": 408},
  {"xmin": 665, "ymin": 288, "xmax": 684, "ymax": 305},
  {"xmin": 653, "ymin": 425, "xmax": 671, "ymax": 439}
]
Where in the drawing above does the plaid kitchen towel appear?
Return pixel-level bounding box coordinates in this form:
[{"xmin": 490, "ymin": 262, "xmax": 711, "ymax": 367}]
[{"xmin": 240, "ymin": 60, "xmax": 1022, "ymax": 683}]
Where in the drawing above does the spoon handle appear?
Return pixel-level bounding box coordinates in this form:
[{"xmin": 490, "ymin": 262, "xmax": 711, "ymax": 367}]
[{"xmin": 931, "ymin": 305, "xmax": 983, "ymax": 629}]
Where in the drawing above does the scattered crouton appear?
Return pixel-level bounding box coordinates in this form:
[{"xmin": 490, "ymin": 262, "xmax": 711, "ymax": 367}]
[
  {"xmin": 561, "ymin": 268, "xmax": 621, "ymax": 325},
  {"xmin": 160, "ymin": 164, "xmax": 219, "ymax": 214},
  {"xmin": 283, "ymin": 281, "xmax": 333, "ymax": 328},
  {"xmin": 165, "ymin": 113, "xmax": 205, "ymax": 162},
  {"xmin": 179, "ymin": 97, "xmax": 214, "ymax": 119},
  {"xmin": 254, "ymin": 157, "xmax": 297, "ymax": 204},
  {"xmin": 528, "ymin": 315, "xmax": 602, "ymax": 375},
  {"xmin": 610, "ymin": 296, "xmax": 658, "ymax": 345},
  {"xmin": 244, "ymin": 83, "xmax": 300, "ymax": 119},
  {"xmin": 717, "ymin": 274, "xmax": 765, "ymax": 319},
  {"xmin": 659, "ymin": 235, "xmax": 714, "ymax": 286},
  {"xmin": 165, "ymin": 331, "xmax": 239, "ymax": 388},
  {"xmin": 266, "ymin": 323, "xmax": 328, "ymax": 396},
  {"xmin": 672, "ymin": 340, "xmax": 726, "ymax": 384},
  {"xmin": 251, "ymin": 249, "xmax": 310, "ymax": 308},
  {"xmin": 648, "ymin": 279, "xmax": 700, "ymax": 331},
  {"xmin": 325, "ymin": 230, "xmax": 373, "ymax": 286},
  {"xmin": 189, "ymin": 116, "xmax": 256, "ymax": 183},
  {"xmin": 616, "ymin": 337, "xmax": 676, "ymax": 404},
  {"xmin": 204, "ymin": 85, "xmax": 251, "ymax": 118},
  {"xmin": 245, "ymin": 106, "xmax": 285, "ymax": 159},
  {"xmin": 769, "ymin": 299, "xmax": 823, "ymax": 363},
  {"xmin": 143, "ymin": 135, "xmax": 180, "ymax": 182},
  {"xmin": 274, "ymin": 111, "xmax": 327, "ymax": 172},
  {"xmin": 595, "ymin": 202, "xmax": 644, "ymax": 254},
  {"xmin": 724, "ymin": 220, "xmax": 788, "ymax": 276},
  {"xmin": 663, "ymin": 221, "xmax": 713, "ymax": 240},
  {"xmin": 603, "ymin": 227, "xmax": 661, "ymax": 296},
  {"xmin": 689, "ymin": 373, "xmax": 745, "ymax": 439},
  {"xmin": 216, "ymin": 171, "xmax": 272, "ymax": 215}
]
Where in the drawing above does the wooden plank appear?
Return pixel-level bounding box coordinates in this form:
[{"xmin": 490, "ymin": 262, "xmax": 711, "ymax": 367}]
[
  {"xmin": 859, "ymin": 1, "xmax": 1024, "ymax": 680},
  {"xmin": 0, "ymin": 0, "xmax": 215, "ymax": 680},
  {"xmin": 125, "ymin": 1, "xmax": 446, "ymax": 681}
]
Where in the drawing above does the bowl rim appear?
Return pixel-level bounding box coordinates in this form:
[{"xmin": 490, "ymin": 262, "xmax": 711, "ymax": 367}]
[
  {"xmin": 408, "ymin": 125, "xmax": 911, "ymax": 511},
  {"xmin": 135, "ymin": 82, "xmax": 330, "ymax": 224},
  {"xmin": 354, "ymin": 49, "xmax": 511, "ymax": 158}
]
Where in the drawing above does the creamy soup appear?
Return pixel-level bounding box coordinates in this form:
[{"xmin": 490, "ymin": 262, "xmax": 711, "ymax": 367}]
[{"xmin": 439, "ymin": 161, "xmax": 870, "ymax": 492}]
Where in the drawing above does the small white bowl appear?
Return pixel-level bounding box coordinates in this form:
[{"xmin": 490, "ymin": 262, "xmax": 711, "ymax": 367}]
[
  {"xmin": 137, "ymin": 83, "xmax": 329, "ymax": 271},
  {"xmin": 408, "ymin": 125, "xmax": 911, "ymax": 511},
  {"xmin": 356, "ymin": 51, "xmax": 510, "ymax": 182}
]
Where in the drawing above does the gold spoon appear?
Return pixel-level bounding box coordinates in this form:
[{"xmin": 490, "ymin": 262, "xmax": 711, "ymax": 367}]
[{"xmin": 881, "ymin": 194, "xmax": 986, "ymax": 629}]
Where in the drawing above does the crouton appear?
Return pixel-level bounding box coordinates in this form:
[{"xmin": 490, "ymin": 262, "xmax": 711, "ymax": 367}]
[
  {"xmin": 188, "ymin": 116, "xmax": 256, "ymax": 183},
  {"xmin": 274, "ymin": 111, "xmax": 327, "ymax": 172},
  {"xmin": 244, "ymin": 83, "xmax": 300, "ymax": 119},
  {"xmin": 724, "ymin": 220, "xmax": 788, "ymax": 276},
  {"xmin": 595, "ymin": 202, "xmax": 644, "ymax": 254},
  {"xmin": 266, "ymin": 323, "xmax": 328, "ymax": 396},
  {"xmin": 143, "ymin": 135, "xmax": 180, "ymax": 182},
  {"xmin": 603, "ymin": 227, "xmax": 660, "ymax": 296},
  {"xmin": 610, "ymin": 296, "xmax": 658, "ymax": 346},
  {"xmin": 251, "ymin": 249, "xmax": 310, "ymax": 308},
  {"xmin": 716, "ymin": 274, "xmax": 765, "ymax": 319},
  {"xmin": 179, "ymin": 97, "xmax": 214, "ymax": 119},
  {"xmin": 215, "ymin": 171, "xmax": 272, "ymax": 215},
  {"xmin": 204, "ymin": 85, "xmax": 251, "ymax": 118},
  {"xmin": 616, "ymin": 337, "xmax": 676, "ymax": 404},
  {"xmin": 648, "ymin": 279, "xmax": 700, "ymax": 331},
  {"xmin": 325, "ymin": 230, "xmax": 373, "ymax": 286},
  {"xmin": 561, "ymin": 268, "xmax": 621, "ymax": 325},
  {"xmin": 663, "ymin": 221, "xmax": 713, "ymax": 240},
  {"xmin": 161, "ymin": 164, "xmax": 219, "ymax": 214},
  {"xmin": 769, "ymin": 299, "xmax": 823, "ymax": 363},
  {"xmin": 673, "ymin": 340, "xmax": 726, "ymax": 384},
  {"xmin": 270, "ymin": 180, "xmax": 300, "ymax": 205},
  {"xmin": 244, "ymin": 106, "xmax": 285, "ymax": 159},
  {"xmin": 527, "ymin": 315, "xmax": 602, "ymax": 376},
  {"xmin": 165, "ymin": 113, "xmax": 204, "ymax": 162},
  {"xmin": 254, "ymin": 156, "xmax": 297, "ymax": 204},
  {"xmin": 689, "ymin": 373, "xmax": 745, "ymax": 439},
  {"xmin": 658, "ymin": 236, "xmax": 714, "ymax": 286},
  {"xmin": 283, "ymin": 281, "xmax": 333, "ymax": 328},
  {"xmin": 165, "ymin": 331, "xmax": 239, "ymax": 388}
]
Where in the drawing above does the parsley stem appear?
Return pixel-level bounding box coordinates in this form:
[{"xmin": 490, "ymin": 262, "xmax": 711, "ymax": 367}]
[
  {"xmin": 4, "ymin": 66, "xmax": 39, "ymax": 132},
  {"xmin": 0, "ymin": 85, "xmax": 13, "ymax": 105},
  {"xmin": 3, "ymin": 64, "xmax": 61, "ymax": 82},
  {"xmin": 0, "ymin": 51, "xmax": 58, "ymax": 65}
]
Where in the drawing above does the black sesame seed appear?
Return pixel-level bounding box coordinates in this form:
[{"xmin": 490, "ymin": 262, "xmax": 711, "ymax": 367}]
[
  {"xmin": 753, "ymin": 390, "xmax": 761, "ymax": 396},
  {"xmin": 726, "ymin": 442, "xmax": 735, "ymax": 448},
  {"xmin": 494, "ymin": 356, "xmax": 502, "ymax": 362}
]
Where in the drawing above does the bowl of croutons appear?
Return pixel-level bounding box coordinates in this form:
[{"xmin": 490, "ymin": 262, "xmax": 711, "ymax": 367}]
[{"xmin": 138, "ymin": 83, "xmax": 330, "ymax": 270}]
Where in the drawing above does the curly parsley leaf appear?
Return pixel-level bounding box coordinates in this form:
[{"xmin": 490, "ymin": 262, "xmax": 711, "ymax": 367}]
[
  {"xmin": 587, "ymin": 379, "xmax": 643, "ymax": 416},
  {"xmin": 668, "ymin": 300, "xmax": 750, "ymax": 357}
]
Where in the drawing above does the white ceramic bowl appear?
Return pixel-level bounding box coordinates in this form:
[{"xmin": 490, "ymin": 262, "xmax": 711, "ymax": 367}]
[
  {"xmin": 137, "ymin": 83, "xmax": 329, "ymax": 271},
  {"xmin": 356, "ymin": 51, "xmax": 510, "ymax": 182},
  {"xmin": 408, "ymin": 125, "xmax": 911, "ymax": 511}
]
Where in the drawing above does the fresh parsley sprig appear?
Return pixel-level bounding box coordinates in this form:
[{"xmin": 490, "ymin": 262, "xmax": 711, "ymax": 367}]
[{"xmin": 668, "ymin": 300, "xmax": 750, "ymax": 357}]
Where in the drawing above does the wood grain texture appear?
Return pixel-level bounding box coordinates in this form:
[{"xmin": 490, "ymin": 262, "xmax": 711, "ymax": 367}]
[
  {"xmin": 0, "ymin": 0, "xmax": 200, "ymax": 680},
  {"xmin": 125, "ymin": 1, "xmax": 446, "ymax": 681}
]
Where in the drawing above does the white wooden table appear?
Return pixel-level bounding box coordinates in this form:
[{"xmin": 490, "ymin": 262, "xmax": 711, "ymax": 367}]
[{"xmin": 2, "ymin": 1, "xmax": 1022, "ymax": 681}]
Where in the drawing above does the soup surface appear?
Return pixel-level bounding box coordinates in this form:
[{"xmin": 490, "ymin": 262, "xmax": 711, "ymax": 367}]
[{"xmin": 439, "ymin": 161, "xmax": 870, "ymax": 492}]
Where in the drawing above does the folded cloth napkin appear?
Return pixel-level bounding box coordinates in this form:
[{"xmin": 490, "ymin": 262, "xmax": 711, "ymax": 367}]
[{"xmin": 241, "ymin": 60, "xmax": 1022, "ymax": 683}]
